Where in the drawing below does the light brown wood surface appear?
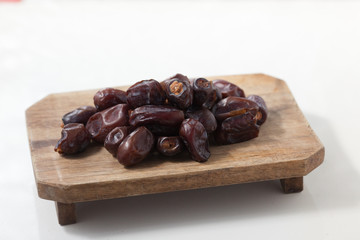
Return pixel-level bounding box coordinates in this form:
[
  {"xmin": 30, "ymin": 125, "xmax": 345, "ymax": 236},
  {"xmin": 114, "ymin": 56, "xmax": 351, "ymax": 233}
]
[{"xmin": 26, "ymin": 74, "xmax": 324, "ymax": 205}]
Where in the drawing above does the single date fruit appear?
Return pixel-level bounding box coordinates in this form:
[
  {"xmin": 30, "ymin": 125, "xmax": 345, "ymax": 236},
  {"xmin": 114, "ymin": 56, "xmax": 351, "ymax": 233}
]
[
  {"xmin": 129, "ymin": 105, "xmax": 184, "ymax": 128},
  {"xmin": 179, "ymin": 118, "xmax": 210, "ymax": 162},
  {"xmin": 162, "ymin": 74, "xmax": 193, "ymax": 109},
  {"xmin": 54, "ymin": 123, "xmax": 90, "ymax": 154},
  {"xmin": 86, "ymin": 104, "xmax": 129, "ymax": 143},
  {"xmin": 117, "ymin": 126, "xmax": 154, "ymax": 167},
  {"xmin": 94, "ymin": 88, "xmax": 127, "ymax": 111},
  {"xmin": 104, "ymin": 126, "xmax": 132, "ymax": 156},
  {"xmin": 192, "ymin": 78, "xmax": 214, "ymax": 107},
  {"xmin": 156, "ymin": 136, "xmax": 184, "ymax": 156},
  {"xmin": 126, "ymin": 79, "xmax": 166, "ymax": 109},
  {"xmin": 247, "ymin": 95, "xmax": 268, "ymax": 125},
  {"xmin": 203, "ymin": 86, "xmax": 220, "ymax": 109},
  {"xmin": 213, "ymin": 79, "xmax": 245, "ymax": 98},
  {"xmin": 62, "ymin": 106, "xmax": 97, "ymax": 126},
  {"xmin": 185, "ymin": 107, "xmax": 217, "ymax": 133},
  {"xmin": 215, "ymin": 112, "xmax": 260, "ymax": 144},
  {"xmin": 212, "ymin": 96, "xmax": 259, "ymax": 122}
]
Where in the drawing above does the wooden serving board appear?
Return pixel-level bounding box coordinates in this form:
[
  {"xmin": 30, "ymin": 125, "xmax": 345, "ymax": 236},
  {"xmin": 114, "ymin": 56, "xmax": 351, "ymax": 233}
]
[{"xmin": 26, "ymin": 74, "xmax": 324, "ymax": 225}]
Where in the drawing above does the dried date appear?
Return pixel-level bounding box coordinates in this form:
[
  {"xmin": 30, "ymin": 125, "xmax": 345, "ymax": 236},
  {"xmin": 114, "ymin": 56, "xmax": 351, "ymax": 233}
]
[
  {"xmin": 185, "ymin": 107, "xmax": 217, "ymax": 133},
  {"xmin": 126, "ymin": 79, "xmax": 166, "ymax": 109},
  {"xmin": 94, "ymin": 88, "xmax": 127, "ymax": 111},
  {"xmin": 62, "ymin": 106, "xmax": 97, "ymax": 126},
  {"xmin": 104, "ymin": 126, "xmax": 132, "ymax": 156},
  {"xmin": 213, "ymin": 79, "xmax": 245, "ymax": 98},
  {"xmin": 215, "ymin": 112, "xmax": 259, "ymax": 144},
  {"xmin": 117, "ymin": 126, "xmax": 155, "ymax": 167},
  {"xmin": 156, "ymin": 136, "xmax": 184, "ymax": 156},
  {"xmin": 129, "ymin": 105, "xmax": 184, "ymax": 128},
  {"xmin": 86, "ymin": 104, "xmax": 129, "ymax": 143},
  {"xmin": 54, "ymin": 123, "xmax": 90, "ymax": 154},
  {"xmin": 162, "ymin": 74, "xmax": 193, "ymax": 109},
  {"xmin": 202, "ymin": 86, "xmax": 220, "ymax": 109},
  {"xmin": 179, "ymin": 118, "xmax": 210, "ymax": 162},
  {"xmin": 247, "ymin": 95, "xmax": 268, "ymax": 125},
  {"xmin": 212, "ymin": 96, "xmax": 259, "ymax": 122},
  {"xmin": 192, "ymin": 78, "xmax": 213, "ymax": 107}
]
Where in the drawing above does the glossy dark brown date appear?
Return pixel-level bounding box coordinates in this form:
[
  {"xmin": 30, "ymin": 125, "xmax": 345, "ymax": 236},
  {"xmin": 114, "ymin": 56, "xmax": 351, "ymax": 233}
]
[
  {"xmin": 212, "ymin": 96, "xmax": 259, "ymax": 122},
  {"xmin": 247, "ymin": 95, "xmax": 268, "ymax": 125},
  {"xmin": 156, "ymin": 136, "xmax": 184, "ymax": 156},
  {"xmin": 94, "ymin": 88, "xmax": 127, "ymax": 111},
  {"xmin": 126, "ymin": 79, "xmax": 166, "ymax": 109},
  {"xmin": 162, "ymin": 74, "xmax": 193, "ymax": 109},
  {"xmin": 192, "ymin": 78, "xmax": 214, "ymax": 108},
  {"xmin": 117, "ymin": 126, "xmax": 154, "ymax": 167},
  {"xmin": 104, "ymin": 126, "xmax": 132, "ymax": 156},
  {"xmin": 86, "ymin": 104, "xmax": 129, "ymax": 143},
  {"xmin": 179, "ymin": 118, "xmax": 210, "ymax": 162},
  {"xmin": 213, "ymin": 79, "xmax": 245, "ymax": 98},
  {"xmin": 215, "ymin": 112, "xmax": 259, "ymax": 144},
  {"xmin": 129, "ymin": 105, "xmax": 184, "ymax": 128},
  {"xmin": 55, "ymin": 123, "xmax": 90, "ymax": 154},
  {"xmin": 185, "ymin": 107, "xmax": 217, "ymax": 133},
  {"xmin": 203, "ymin": 87, "xmax": 220, "ymax": 109},
  {"xmin": 62, "ymin": 106, "xmax": 97, "ymax": 126}
]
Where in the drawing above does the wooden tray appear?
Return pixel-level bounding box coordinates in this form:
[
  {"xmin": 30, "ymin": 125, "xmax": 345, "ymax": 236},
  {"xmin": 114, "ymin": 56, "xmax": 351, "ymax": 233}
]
[{"xmin": 26, "ymin": 74, "xmax": 324, "ymax": 225}]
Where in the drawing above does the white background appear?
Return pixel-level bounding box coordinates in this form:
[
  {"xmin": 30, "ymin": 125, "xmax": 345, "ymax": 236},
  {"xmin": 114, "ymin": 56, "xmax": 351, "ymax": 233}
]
[{"xmin": 1, "ymin": 0, "xmax": 360, "ymax": 239}]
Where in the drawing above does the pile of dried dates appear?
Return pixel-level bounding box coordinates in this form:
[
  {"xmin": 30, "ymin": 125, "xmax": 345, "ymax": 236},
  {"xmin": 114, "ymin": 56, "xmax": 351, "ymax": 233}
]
[{"xmin": 55, "ymin": 74, "xmax": 268, "ymax": 167}]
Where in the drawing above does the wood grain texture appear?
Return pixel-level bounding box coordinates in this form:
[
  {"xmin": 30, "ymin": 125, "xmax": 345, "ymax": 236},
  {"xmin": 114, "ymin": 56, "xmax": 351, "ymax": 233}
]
[
  {"xmin": 280, "ymin": 177, "xmax": 304, "ymax": 193},
  {"xmin": 55, "ymin": 202, "xmax": 76, "ymax": 225},
  {"xmin": 26, "ymin": 73, "xmax": 324, "ymax": 203}
]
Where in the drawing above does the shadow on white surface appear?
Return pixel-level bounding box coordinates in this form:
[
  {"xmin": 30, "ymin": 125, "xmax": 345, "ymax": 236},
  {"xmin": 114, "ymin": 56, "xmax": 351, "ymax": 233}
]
[
  {"xmin": 33, "ymin": 114, "xmax": 359, "ymax": 238},
  {"xmin": 304, "ymin": 113, "xmax": 360, "ymax": 208}
]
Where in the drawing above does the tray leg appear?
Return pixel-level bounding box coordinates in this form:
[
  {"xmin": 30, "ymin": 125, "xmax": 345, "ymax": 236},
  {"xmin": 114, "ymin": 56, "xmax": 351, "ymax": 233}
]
[
  {"xmin": 55, "ymin": 202, "xmax": 77, "ymax": 225},
  {"xmin": 280, "ymin": 177, "xmax": 303, "ymax": 193}
]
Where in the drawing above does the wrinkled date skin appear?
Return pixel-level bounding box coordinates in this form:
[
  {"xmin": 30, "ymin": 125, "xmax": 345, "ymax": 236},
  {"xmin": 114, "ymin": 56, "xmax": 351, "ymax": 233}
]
[
  {"xmin": 213, "ymin": 79, "xmax": 245, "ymax": 99},
  {"xmin": 104, "ymin": 126, "xmax": 132, "ymax": 156},
  {"xmin": 203, "ymin": 86, "xmax": 220, "ymax": 109},
  {"xmin": 86, "ymin": 104, "xmax": 129, "ymax": 143},
  {"xmin": 126, "ymin": 79, "xmax": 166, "ymax": 109},
  {"xmin": 185, "ymin": 107, "xmax": 217, "ymax": 133},
  {"xmin": 215, "ymin": 113, "xmax": 260, "ymax": 144},
  {"xmin": 247, "ymin": 95, "xmax": 268, "ymax": 125},
  {"xmin": 162, "ymin": 74, "xmax": 193, "ymax": 109},
  {"xmin": 62, "ymin": 106, "xmax": 97, "ymax": 126},
  {"xmin": 117, "ymin": 126, "xmax": 154, "ymax": 167},
  {"xmin": 179, "ymin": 118, "xmax": 210, "ymax": 162},
  {"xmin": 156, "ymin": 136, "xmax": 184, "ymax": 156},
  {"xmin": 55, "ymin": 123, "xmax": 91, "ymax": 154},
  {"xmin": 94, "ymin": 88, "xmax": 127, "ymax": 111},
  {"xmin": 192, "ymin": 78, "xmax": 214, "ymax": 108},
  {"xmin": 129, "ymin": 105, "xmax": 184, "ymax": 128},
  {"xmin": 212, "ymin": 96, "xmax": 259, "ymax": 122}
]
